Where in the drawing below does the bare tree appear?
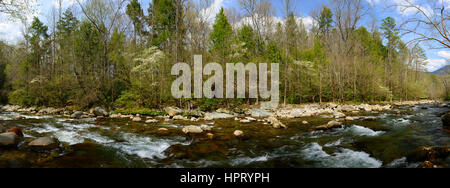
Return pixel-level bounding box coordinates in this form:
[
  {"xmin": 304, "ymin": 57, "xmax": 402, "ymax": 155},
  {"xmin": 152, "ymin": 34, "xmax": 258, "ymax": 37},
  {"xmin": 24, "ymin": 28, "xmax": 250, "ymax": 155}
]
[
  {"xmin": 395, "ymin": 0, "xmax": 450, "ymax": 48},
  {"xmin": 0, "ymin": 0, "xmax": 37, "ymax": 20}
]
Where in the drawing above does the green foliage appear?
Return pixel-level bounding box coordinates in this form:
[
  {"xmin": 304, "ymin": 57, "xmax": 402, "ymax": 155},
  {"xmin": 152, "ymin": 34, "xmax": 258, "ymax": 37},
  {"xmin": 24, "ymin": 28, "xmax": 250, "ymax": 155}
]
[
  {"xmin": 126, "ymin": 0, "xmax": 145, "ymax": 36},
  {"xmin": 8, "ymin": 89, "xmax": 34, "ymax": 106},
  {"xmin": 210, "ymin": 8, "xmax": 233, "ymax": 58},
  {"xmin": 318, "ymin": 6, "xmax": 333, "ymax": 34},
  {"xmin": 148, "ymin": 0, "xmax": 177, "ymax": 48}
]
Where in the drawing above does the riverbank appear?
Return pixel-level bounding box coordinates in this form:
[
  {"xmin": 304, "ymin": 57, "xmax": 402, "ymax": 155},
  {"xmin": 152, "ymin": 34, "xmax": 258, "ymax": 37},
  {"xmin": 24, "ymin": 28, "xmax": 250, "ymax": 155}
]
[
  {"xmin": 1, "ymin": 100, "xmax": 449, "ymax": 168},
  {"xmin": 0, "ymin": 100, "xmax": 444, "ymax": 121}
]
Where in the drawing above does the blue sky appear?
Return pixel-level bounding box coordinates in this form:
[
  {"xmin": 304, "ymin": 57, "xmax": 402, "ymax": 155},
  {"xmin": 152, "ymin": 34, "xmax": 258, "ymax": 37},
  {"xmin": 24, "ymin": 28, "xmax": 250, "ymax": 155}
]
[{"xmin": 0, "ymin": 0, "xmax": 449, "ymax": 72}]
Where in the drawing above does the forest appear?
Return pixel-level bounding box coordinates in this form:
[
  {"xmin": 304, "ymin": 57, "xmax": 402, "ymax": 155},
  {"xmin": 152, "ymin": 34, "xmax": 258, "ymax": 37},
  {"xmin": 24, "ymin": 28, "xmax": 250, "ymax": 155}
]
[{"xmin": 0, "ymin": 0, "xmax": 449, "ymax": 112}]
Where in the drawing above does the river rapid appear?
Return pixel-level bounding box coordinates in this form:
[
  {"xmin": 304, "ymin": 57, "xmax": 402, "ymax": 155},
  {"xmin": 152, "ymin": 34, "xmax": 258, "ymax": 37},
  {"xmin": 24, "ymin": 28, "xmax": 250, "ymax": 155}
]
[{"xmin": 0, "ymin": 104, "xmax": 449, "ymax": 168}]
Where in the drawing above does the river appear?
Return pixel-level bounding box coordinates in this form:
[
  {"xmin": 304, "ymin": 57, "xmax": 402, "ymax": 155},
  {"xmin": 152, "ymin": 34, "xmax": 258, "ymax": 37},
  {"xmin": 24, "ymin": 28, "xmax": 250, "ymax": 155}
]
[{"xmin": 0, "ymin": 104, "xmax": 449, "ymax": 168}]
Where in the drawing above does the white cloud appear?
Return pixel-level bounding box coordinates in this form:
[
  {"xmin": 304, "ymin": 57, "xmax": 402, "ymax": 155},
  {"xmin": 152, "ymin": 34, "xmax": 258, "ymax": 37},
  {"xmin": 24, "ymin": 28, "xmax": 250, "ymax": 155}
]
[
  {"xmin": 200, "ymin": 0, "xmax": 227, "ymax": 23},
  {"xmin": 426, "ymin": 59, "xmax": 448, "ymax": 72},
  {"xmin": 438, "ymin": 50, "xmax": 450, "ymax": 59},
  {"xmin": 52, "ymin": 0, "xmax": 84, "ymax": 9}
]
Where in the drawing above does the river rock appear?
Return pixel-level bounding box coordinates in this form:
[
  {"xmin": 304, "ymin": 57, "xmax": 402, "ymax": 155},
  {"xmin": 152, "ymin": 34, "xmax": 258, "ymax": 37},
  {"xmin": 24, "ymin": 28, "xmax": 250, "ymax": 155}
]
[
  {"xmin": 316, "ymin": 121, "xmax": 343, "ymax": 131},
  {"xmin": 345, "ymin": 117, "xmax": 354, "ymax": 121},
  {"xmin": 182, "ymin": 126, "xmax": 203, "ymax": 134},
  {"xmin": 14, "ymin": 116, "xmax": 26, "ymax": 120},
  {"xmin": 200, "ymin": 124, "xmax": 212, "ymax": 131},
  {"xmin": 441, "ymin": 111, "xmax": 450, "ymax": 127},
  {"xmin": 28, "ymin": 137, "xmax": 59, "ymax": 150},
  {"xmin": 0, "ymin": 132, "xmax": 20, "ymax": 147},
  {"xmin": 164, "ymin": 107, "xmax": 182, "ymax": 117},
  {"xmin": 8, "ymin": 127, "xmax": 23, "ymax": 137},
  {"xmin": 407, "ymin": 146, "xmax": 450, "ymax": 163},
  {"xmin": 157, "ymin": 128, "xmax": 169, "ymax": 135},
  {"xmin": 234, "ymin": 130, "xmax": 244, "ymax": 137},
  {"xmin": 439, "ymin": 103, "xmax": 448, "ymax": 108},
  {"xmin": 250, "ymin": 109, "xmax": 275, "ymax": 118},
  {"xmin": 0, "ymin": 125, "xmax": 5, "ymax": 133},
  {"xmin": 132, "ymin": 117, "xmax": 142, "ymax": 122},
  {"xmin": 240, "ymin": 119, "xmax": 251, "ymax": 123},
  {"xmin": 333, "ymin": 112, "xmax": 346, "ymax": 118},
  {"xmin": 216, "ymin": 108, "xmax": 232, "ymax": 114},
  {"xmin": 417, "ymin": 161, "xmax": 436, "ymax": 168},
  {"xmin": 206, "ymin": 133, "xmax": 214, "ymax": 139},
  {"xmin": 302, "ymin": 121, "xmax": 309, "ymax": 125},
  {"xmin": 38, "ymin": 107, "xmax": 60, "ymax": 114},
  {"xmin": 71, "ymin": 111, "xmax": 84, "ymax": 119},
  {"xmin": 340, "ymin": 105, "xmax": 357, "ymax": 112},
  {"xmin": 145, "ymin": 119, "xmax": 159, "ymax": 124},
  {"xmin": 93, "ymin": 107, "xmax": 109, "ymax": 117},
  {"xmin": 110, "ymin": 113, "xmax": 121, "ymax": 118},
  {"xmin": 173, "ymin": 115, "xmax": 188, "ymax": 120},
  {"xmin": 267, "ymin": 116, "xmax": 287, "ymax": 129},
  {"xmin": 364, "ymin": 116, "xmax": 378, "ymax": 121},
  {"xmin": 204, "ymin": 112, "xmax": 234, "ymax": 120}
]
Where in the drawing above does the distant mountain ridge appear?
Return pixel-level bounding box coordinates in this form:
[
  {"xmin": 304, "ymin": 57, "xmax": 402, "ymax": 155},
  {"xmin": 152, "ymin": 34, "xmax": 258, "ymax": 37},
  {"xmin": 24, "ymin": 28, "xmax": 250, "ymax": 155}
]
[{"xmin": 433, "ymin": 65, "xmax": 450, "ymax": 75}]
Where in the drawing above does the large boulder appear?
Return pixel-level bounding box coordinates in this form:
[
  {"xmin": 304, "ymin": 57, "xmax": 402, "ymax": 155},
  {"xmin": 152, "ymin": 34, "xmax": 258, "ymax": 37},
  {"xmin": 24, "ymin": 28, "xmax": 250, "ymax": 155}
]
[
  {"xmin": 93, "ymin": 107, "xmax": 109, "ymax": 117},
  {"xmin": 442, "ymin": 111, "xmax": 450, "ymax": 127},
  {"xmin": 164, "ymin": 107, "xmax": 182, "ymax": 117},
  {"xmin": 0, "ymin": 132, "xmax": 20, "ymax": 147},
  {"xmin": 182, "ymin": 126, "xmax": 203, "ymax": 134},
  {"xmin": 28, "ymin": 137, "xmax": 59, "ymax": 150}
]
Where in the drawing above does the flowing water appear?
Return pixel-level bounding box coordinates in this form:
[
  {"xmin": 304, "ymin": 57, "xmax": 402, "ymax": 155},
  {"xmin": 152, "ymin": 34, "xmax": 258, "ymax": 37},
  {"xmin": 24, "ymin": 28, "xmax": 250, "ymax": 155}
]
[{"xmin": 0, "ymin": 104, "xmax": 449, "ymax": 168}]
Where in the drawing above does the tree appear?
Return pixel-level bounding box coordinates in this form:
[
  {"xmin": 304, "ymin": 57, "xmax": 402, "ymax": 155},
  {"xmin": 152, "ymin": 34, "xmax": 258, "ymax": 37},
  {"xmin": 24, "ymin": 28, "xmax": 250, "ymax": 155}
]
[
  {"xmin": 210, "ymin": 8, "xmax": 233, "ymax": 62},
  {"xmin": 126, "ymin": 0, "xmax": 145, "ymax": 43},
  {"xmin": 318, "ymin": 6, "xmax": 333, "ymax": 36},
  {"xmin": 395, "ymin": 0, "xmax": 450, "ymax": 48},
  {"xmin": 0, "ymin": 0, "xmax": 37, "ymax": 20}
]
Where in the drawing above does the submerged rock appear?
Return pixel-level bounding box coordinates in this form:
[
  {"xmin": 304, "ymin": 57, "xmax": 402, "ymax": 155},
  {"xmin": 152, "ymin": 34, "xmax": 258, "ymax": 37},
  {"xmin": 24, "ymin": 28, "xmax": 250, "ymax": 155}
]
[
  {"xmin": 0, "ymin": 132, "xmax": 20, "ymax": 147},
  {"xmin": 28, "ymin": 137, "xmax": 59, "ymax": 150},
  {"xmin": 182, "ymin": 126, "xmax": 203, "ymax": 134},
  {"xmin": 441, "ymin": 111, "xmax": 450, "ymax": 127}
]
